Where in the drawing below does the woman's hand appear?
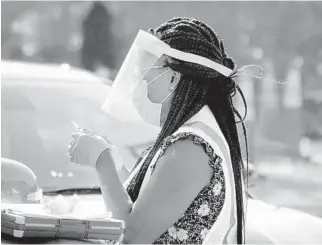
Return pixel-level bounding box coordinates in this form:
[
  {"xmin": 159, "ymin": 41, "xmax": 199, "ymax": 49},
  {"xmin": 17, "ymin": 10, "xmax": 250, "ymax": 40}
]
[
  {"xmin": 67, "ymin": 131, "xmax": 113, "ymax": 168},
  {"xmin": 67, "ymin": 130, "xmax": 133, "ymax": 221}
]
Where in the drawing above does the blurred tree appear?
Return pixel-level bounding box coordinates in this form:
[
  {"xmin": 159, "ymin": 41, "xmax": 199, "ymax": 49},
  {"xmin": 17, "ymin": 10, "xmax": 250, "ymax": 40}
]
[
  {"xmin": 108, "ymin": 1, "xmax": 322, "ymax": 81},
  {"xmin": 1, "ymin": 1, "xmax": 85, "ymax": 65},
  {"xmin": 1, "ymin": 1, "xmax": 38, "ymax": 60},
  {"xmin": 80, "ymin": 1, "xmax": 115, "ymax": 72},
  {"xmin": 242, "ymin": 2, "xmax": 322, "ymax": 81}
]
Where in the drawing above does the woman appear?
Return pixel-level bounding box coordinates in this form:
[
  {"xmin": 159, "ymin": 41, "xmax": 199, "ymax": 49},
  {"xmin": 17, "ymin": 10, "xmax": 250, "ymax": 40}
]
[{"xmin": 68, "ymin": 17, "xmax": 248, "ymax": 244}]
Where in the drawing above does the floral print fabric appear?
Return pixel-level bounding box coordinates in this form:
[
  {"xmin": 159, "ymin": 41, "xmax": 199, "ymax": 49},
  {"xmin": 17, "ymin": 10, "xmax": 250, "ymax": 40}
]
[{"xmin": 126, "ymin": 132, "xmax": 226, "ymax": 244}]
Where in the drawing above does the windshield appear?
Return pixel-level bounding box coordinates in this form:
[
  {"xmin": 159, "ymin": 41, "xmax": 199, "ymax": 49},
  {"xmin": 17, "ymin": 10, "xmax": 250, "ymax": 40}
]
[{"xmin": 1, "ymin": 77, "xmax": 157, "ymax": 192}]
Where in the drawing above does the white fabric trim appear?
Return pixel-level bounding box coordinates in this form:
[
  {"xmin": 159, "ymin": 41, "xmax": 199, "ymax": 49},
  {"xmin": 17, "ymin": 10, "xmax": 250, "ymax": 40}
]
[{"xmin": 178, "ymin": 106, "xmax": 238, "ymax": 244}]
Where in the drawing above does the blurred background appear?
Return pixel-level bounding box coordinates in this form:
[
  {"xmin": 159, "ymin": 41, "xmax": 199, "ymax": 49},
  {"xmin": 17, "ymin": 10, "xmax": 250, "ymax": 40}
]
[{"xmin": 1, "ymin": 1, "xmax": 322, "ymax": 217}]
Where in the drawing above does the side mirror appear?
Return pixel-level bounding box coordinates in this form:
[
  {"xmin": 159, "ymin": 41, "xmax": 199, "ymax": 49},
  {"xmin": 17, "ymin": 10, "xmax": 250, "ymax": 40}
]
[{"xmin": 1, "ymin": 158, "xmax": 42, "ymax": 204}]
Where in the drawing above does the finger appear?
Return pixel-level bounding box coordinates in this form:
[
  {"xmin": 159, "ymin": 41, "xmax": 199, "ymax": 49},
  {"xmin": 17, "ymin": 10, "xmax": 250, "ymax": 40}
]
[
  {"xmin": 68, "ymin": 142, "xmax": 78, "ymax": 157},
  {"xmin": 67, "ymin": 141, "xmax": 76, "ymax": 155},
  {"xmin": 69, "ymin": 133, "xmax": 87, "ymax": 152},
  {"xmin": 70, "ymin": 147, "xmax": 80, "ymax": 164},
  {"xmin": 84, "ymin": 151, "xmax": 93, "ymax": 167},
  {"xmin": 79, "ymin": 149, "xmax": 91, "ymax": 167},
  {"xmin": 72, "ymin": 133, "xmax": 81, "ymax": 140},
  {"xmin": 69, "ymin": 150, "xmax": 76, "ymax": 163},
  {"xmin": 68, "ymin": 147, "xmax": 74, "ymax": 158},
  {"xmin": 73, "ymin": 149, "xmax": 83, "ymax": 166},
  {"xmin": 68, "ymin": 138, "xmax": 79, "ymax": 151},
  {"xmin": 68, "ymin": 133, "xmax": 81, "ymax": 151},
  {"xmin": 68, "ymin": 139, "xmax": 77, "ymax": 148},
  {"xmin": 78, "ymin": 150, "xmax": 85, "ymax": 166},
  {"xmin": 68, "ymin": 138, "xmax": 80, "ymax": 157}
]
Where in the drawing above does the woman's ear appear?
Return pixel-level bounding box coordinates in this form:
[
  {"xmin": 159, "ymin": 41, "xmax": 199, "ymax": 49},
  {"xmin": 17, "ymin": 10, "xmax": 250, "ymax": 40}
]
[{"xmin": 170, "ymin": 70, "xmax": 181, "ymax": 90}]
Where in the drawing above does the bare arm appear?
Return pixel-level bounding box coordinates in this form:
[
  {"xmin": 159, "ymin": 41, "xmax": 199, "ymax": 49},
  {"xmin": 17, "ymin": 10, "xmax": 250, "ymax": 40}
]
[
  {"xmin": 95, "ymin": 150, "xmax": 133, "ymax": 221},
  {"xmin": 95, "ymin": 139, "xmax": 214, "ymax": 244},
  {"xmin": 95, "ymin": 146, "xmax": 148, "ymax": 218},
  {"xmin": 118, "ymin": 164, "xmax": 131, "ymax": 183},
  {"xmin": 122, "ymin": 139, "xmax": 212, "ymax": 244}
]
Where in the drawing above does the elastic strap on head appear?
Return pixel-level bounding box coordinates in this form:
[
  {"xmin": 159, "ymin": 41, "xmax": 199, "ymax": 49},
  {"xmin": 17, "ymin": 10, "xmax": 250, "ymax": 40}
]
[
  {"xmin": 229, "ymin": 64, "xmax": 264, "ymax": 79},
  {"xmin": 136, "ymin": 30, "xmax": 234, "ymax": 77},
  {"xmin": 230, "ymin": 64, "xmax": 285, "ymax": 84}
]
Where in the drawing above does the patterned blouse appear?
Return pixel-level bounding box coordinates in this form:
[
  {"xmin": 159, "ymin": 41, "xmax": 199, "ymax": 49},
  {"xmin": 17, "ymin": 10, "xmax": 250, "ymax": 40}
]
[{"xmin": 126, "ymin": 132, "xmax": 226, "ymax": 244}]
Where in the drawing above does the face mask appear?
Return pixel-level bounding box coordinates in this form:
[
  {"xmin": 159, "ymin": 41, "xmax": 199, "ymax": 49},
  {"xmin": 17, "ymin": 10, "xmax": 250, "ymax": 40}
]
[{"xmin": 132, "ymin": 67, "xmax": 176, "ymax": 128}]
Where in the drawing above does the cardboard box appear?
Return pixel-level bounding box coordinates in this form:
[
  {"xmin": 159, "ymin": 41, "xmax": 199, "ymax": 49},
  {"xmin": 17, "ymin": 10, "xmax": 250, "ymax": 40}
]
[{"xmin": 1, "ymin": 209, "xmax": 124, "ymax": 242}]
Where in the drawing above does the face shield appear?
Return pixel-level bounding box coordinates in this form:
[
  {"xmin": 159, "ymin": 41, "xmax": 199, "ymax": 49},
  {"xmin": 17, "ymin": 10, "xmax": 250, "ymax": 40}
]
[{"xmin": 101, "ymin": 30, "xmax": 234, "ymax": 123}]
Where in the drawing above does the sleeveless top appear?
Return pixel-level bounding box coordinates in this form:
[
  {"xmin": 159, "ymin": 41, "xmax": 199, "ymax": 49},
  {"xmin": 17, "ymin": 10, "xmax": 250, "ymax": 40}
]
[{"xmin": 123, "ymin": 106, "xmax": 241, "ymax": 244}]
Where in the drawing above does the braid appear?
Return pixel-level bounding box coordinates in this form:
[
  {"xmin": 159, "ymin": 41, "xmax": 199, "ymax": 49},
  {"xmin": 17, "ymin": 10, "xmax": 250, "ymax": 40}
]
[
  {"xmin": 129, "ymin": 17, "xmax": 248, "ymax": 244},
  {"xmin": 161, "ymin": 32, "xmax": 223, "ymax": 60}
]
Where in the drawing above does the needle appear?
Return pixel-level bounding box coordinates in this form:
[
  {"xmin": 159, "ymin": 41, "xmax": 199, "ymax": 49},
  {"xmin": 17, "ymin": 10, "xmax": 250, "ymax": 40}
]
[{"xmin": 71, "ymin": 120, "xmax": 82, "ymax": 131}]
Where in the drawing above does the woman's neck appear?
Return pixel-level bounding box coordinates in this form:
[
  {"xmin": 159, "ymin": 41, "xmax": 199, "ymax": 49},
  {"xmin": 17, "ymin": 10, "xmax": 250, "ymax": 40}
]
[{"xmin": 160, "ymin": 99, "xmax": 172, "ymax": 127}]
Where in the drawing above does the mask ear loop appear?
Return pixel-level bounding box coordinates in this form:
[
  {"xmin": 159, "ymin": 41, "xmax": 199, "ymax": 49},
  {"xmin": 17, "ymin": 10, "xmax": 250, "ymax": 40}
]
[
  {"xmin": 229, "ymin": 64, "xmax": 264, "ymax": 78},
  {"xmin": 137, "ymin": 65, "xmax": 167, "ymax": 76},
  {"xmin": 160, "ymin": 81, "xmax": 177, "ymax": 103},
  {"xmin": 147, "ymin": 68, "xmax": 174, "ymax": 103},
  {"xmin": 147, "ymin": 68, "xmax": 171, "ymax": 85}
]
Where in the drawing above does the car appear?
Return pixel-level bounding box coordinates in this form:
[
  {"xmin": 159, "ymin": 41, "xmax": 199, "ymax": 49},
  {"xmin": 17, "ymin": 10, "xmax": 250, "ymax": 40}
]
[
  {"xmin": 2, "ymin": 60, "xmax": 322, "ymax": 244},
  {"xmin": 1, "ymin": 60, "xmax": 158, "ymax": 187}
]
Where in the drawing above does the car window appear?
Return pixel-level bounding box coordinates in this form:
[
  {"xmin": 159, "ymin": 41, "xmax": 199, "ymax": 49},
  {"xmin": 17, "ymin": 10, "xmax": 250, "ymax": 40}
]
[
  {"xmin": 1, "ymin": 88, "xmax": 39, "ymax": 162},
  {"xmin": 1, "ymin": 88, "xmax": 36, "ymax": 111},
  {"xmin": 1, "ymin": 82, "xmax": 107, "ymax": 191}
]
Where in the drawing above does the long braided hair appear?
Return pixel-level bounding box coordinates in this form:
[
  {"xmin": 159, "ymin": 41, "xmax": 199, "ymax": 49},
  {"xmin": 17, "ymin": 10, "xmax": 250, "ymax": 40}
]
[{"xmin": 127, "ymin": 17, "xmax": 248, "ymax": 244}]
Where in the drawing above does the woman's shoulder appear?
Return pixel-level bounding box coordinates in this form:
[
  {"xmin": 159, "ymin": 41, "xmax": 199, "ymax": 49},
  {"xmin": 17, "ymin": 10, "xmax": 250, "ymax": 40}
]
[
  {"xmin": 149, "ymin": 132, "xmax": 224, "ymax": 198},
  {"xmin": 147, "ymin": 131, "xmax": 224, "ymax": 183},
  {"xmin": 159, "ymin": 131, "xmax": 223, "ymax": 166}
]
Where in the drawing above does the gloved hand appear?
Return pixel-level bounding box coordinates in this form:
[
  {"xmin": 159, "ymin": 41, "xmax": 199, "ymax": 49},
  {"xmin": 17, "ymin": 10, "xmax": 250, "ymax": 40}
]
[{"xmin": 68, "ymin": 130, "xmax": 113, "ymax": 168}]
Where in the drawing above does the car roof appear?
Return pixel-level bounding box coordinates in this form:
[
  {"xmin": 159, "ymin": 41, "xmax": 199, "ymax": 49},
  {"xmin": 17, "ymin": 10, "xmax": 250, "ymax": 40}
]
[{"xmin": 1, "ymin": 60, "xmax": 110, "ymax": 85}]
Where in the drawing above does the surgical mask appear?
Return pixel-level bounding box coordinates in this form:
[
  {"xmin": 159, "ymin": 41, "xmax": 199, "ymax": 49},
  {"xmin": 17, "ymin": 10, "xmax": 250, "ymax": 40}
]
[{"xmin": 132, "ymin": 66, "xmax": 176, "ymax": 128}]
